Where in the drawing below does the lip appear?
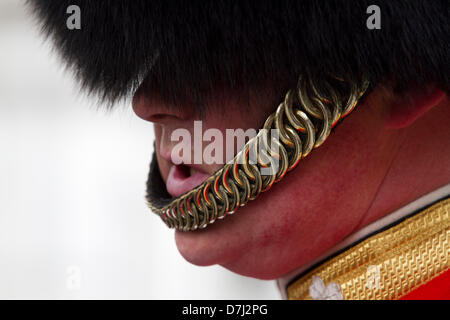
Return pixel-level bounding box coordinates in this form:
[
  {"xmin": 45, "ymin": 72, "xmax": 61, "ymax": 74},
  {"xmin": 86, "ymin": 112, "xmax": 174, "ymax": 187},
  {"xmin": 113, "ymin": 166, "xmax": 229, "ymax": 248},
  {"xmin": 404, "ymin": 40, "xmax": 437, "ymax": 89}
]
[{"xmin": 165, "ymin": 164, "xmax": 210, "ymax": 198}]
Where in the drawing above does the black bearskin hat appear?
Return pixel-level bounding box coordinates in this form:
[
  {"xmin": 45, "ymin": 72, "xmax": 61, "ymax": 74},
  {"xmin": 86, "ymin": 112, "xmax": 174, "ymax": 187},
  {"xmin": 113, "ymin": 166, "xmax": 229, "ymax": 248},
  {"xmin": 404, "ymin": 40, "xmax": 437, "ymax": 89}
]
[{"xmin": 28, "ymin": 0, "xmax": 449, "ymax": 109}]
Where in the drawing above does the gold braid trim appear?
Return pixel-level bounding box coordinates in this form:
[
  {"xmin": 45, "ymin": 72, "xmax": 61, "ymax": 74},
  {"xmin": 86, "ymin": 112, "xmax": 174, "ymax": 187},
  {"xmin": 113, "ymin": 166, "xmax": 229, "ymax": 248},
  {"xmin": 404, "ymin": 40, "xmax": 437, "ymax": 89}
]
[
  {"xmin": 287, "ymin": 198, "xmax": 450, "ymax": 300},
  {"xmin": 146, "ymin": 74, "xmax": 369, "ymax": 231}
]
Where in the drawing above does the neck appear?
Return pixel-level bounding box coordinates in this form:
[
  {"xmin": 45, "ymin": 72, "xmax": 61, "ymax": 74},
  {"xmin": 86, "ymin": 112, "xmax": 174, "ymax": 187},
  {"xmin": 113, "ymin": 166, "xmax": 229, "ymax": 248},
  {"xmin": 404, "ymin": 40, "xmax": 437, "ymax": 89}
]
[
  {"xmin": 278, "ymin": 183, "xmax": 450, "ymax": 299},
  {"xmin": 355, "ymin": 98, "xmax": 450, "ymax": 229}
]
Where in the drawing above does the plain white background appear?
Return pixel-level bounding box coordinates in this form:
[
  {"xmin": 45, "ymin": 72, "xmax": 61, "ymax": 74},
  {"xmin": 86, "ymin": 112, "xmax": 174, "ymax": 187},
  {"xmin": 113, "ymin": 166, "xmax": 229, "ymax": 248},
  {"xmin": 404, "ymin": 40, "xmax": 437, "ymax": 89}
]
[{"xmin": 0, "ymin": 0, "xmax": 279, "ymax": 299}]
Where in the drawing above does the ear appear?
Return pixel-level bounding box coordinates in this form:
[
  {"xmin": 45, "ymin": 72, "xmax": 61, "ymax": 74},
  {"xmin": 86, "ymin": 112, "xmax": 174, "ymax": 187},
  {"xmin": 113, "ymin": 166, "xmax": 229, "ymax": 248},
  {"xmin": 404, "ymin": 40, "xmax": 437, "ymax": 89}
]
[{"xmin": 387, "ymin": 85, "xmax": 446, "ymax": 129}]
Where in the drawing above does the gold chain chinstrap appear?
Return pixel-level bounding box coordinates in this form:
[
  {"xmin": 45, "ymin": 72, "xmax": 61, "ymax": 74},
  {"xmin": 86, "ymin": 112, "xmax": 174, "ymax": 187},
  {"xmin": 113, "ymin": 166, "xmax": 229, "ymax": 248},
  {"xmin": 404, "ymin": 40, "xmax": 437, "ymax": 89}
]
[{"xmin": 146, "ymin": 75, "xmax": 370, "ymax": 231}]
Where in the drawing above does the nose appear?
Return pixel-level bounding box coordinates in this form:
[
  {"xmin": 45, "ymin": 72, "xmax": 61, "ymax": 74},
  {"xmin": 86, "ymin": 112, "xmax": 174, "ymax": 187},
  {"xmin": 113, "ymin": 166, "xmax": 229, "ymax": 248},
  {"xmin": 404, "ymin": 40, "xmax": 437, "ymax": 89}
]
[{"xmin": 132, "ymin": 84, "xmax": 193, "ymax": 123}]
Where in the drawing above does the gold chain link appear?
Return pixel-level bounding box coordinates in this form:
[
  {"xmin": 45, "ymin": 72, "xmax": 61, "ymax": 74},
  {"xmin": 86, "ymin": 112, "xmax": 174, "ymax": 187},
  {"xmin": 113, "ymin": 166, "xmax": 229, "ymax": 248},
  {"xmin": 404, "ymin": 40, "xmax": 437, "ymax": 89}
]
[{"xmin": 146, "ymin": 74, "xmax": 370, "ymax": 231}]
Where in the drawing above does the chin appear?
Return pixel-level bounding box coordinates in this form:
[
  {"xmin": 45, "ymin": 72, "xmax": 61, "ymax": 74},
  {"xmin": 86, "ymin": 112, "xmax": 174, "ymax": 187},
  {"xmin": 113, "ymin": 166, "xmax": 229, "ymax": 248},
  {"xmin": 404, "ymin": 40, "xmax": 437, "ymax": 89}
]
[
  {"xmin": 174, "ymin": 230, "xmax": 220, "ymax": 267},
  {"xmin": 175, "ymin": 229, "xmax": 283, "ymax": 280},
  {"xmin": 173, "ymin": 211, "xmax": 248, "ymax": 268},
  {"xmin": 175, "ymin": 226, "xmax": 294, "ymax": 280},
  {"xmin": 173, "ymin": 198, "xmax": 299, "ymax": 280}
]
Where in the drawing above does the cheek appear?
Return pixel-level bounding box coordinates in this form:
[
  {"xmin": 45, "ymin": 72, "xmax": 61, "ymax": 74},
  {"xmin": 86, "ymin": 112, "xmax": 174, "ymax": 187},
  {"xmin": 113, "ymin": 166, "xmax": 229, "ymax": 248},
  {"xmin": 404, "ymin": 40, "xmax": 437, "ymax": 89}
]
[
  {"xmin": 224, "ymin": 132, "xmax": 389, "ymax": 279},
  {"xmin": 175, "ymin": 104, "xmax": 395, "ymax": 279}
]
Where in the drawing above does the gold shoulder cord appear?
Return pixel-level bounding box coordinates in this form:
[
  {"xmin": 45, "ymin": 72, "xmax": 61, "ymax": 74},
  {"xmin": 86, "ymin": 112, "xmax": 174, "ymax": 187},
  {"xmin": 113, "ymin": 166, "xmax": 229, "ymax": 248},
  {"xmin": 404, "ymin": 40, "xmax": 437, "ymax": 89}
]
[{"xmin": 146, "ymin": 74, "xmax": 370, "ymax": 231}]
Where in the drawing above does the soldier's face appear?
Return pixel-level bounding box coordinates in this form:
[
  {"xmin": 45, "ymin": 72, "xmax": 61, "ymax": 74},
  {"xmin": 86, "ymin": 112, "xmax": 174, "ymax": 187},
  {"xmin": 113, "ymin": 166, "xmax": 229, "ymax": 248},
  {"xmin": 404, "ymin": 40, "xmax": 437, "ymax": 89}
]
[{"xmin": 133, "ymin": 83, "xmax": 399, "ymax": 279}]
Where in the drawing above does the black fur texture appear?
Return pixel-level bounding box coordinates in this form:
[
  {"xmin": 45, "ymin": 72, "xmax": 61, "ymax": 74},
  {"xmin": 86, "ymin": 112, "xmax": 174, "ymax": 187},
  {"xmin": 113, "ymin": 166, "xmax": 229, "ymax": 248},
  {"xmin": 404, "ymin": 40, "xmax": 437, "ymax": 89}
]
[{"xmin": 28, "ymin": 0, "xmax": 449, "ymax": 109}]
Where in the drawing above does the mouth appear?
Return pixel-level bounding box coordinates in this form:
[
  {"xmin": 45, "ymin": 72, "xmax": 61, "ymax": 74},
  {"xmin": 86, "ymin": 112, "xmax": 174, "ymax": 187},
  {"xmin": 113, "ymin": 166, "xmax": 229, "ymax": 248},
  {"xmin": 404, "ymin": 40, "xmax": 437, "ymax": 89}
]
[{"xmin": 165, "ymin": 163, "xmax": 211, "ymax": 198}]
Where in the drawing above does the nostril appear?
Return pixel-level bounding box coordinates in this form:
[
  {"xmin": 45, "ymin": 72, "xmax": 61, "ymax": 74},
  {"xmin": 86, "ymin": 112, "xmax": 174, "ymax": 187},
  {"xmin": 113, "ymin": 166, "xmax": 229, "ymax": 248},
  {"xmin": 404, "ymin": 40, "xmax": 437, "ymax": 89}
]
[
  {"xmin": 147, "ymin": 113, "xmax": 172, "ymax": 122},
  {"xmin": 132, "ymin": 91, "xmax": 188, "ymax": 123}
]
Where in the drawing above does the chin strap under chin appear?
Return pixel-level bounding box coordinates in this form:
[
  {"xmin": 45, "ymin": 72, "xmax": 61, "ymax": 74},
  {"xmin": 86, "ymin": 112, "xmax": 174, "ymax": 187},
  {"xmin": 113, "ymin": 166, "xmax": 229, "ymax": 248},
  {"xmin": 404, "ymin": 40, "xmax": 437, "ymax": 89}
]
[{"xmin": 146, "ymin": 74, "xmax": 370, "ymax": 231}]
